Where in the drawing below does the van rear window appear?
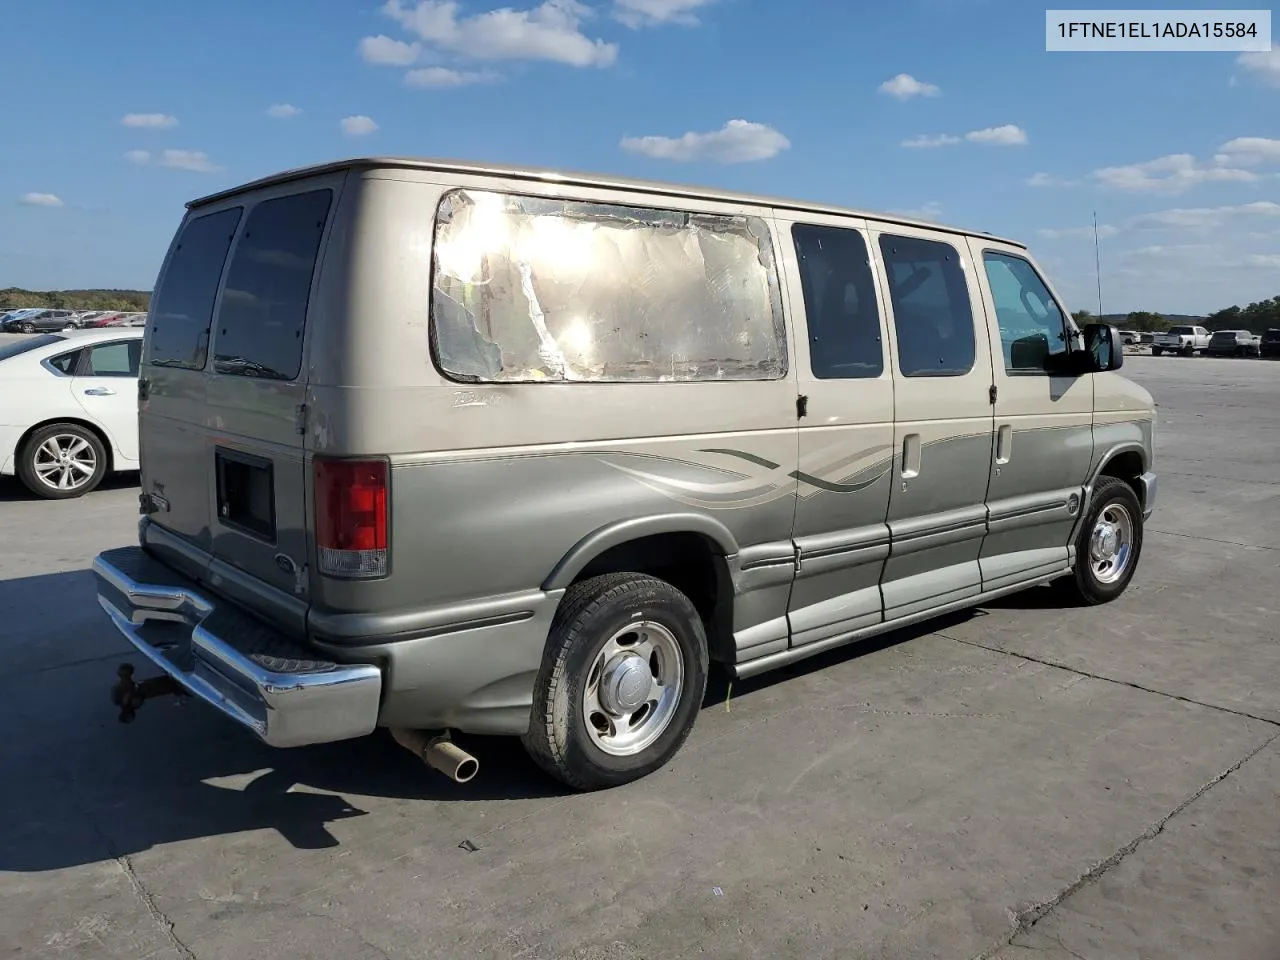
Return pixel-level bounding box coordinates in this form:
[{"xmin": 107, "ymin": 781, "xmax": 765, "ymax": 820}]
[
  {"xmin": 148, "ymin": 207, "xmax": 242, "ymax": 369},
  {"xmin": 212, "ymin": 189, "xmax": 333, "ymax": 381},
  {"xmin": 430, "ymin": 189, "xmax": 787, "ymax": 383}
]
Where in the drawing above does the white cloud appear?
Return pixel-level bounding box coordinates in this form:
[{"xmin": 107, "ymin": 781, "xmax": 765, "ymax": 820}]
[
  {"xmin": 267, "ymin": 103, "xmax": 302, "ymax": 119},
  {"xmin": 405, "ymin": 66, "xmax": 498, "ymax": 87},
  {"xmin": 1038, "ymin": 224, "xmax": 1120, "ymax": 240},
  {"xmin": 1025, "ymin": 172, "xmax": 1076, "ymax": 187},
  {"xmin": 341, "ymin": 115, "xmax": 380, "ymax": 136},
  {"xmin": 19, "ymin": 192, "xmax": 63, "ymax": 207},
  {"xmin": 123, "ymin": 149, "xmax": 151, "ymax": 165},
  {"xmin": 1214, "ymin": 137, "xmax": 1280, "ymax": 167},
  {"xmin": 1246, "ymin": 254, "xmax": 1280, "ymax": 267},
  {"xmin": 965, "ymin": 124, "xmax": 1027, "ymax": 146},
  {"xmin": 1128, "ymin": 201, "xmax": 1280, "ymax": 230},
  {"xmin": 359, "ymin": 33, "xmax": 423, "ymax": 65},
  {"xmin": 612, "ymin": 0, "xmax": 715, "ymax": 28},
  {"xmin": 620, "ymin": 119, "xmax": 790, "ymax": 163},
  {"xmin": 902, "ymin": 134, "xmax": 961, "ymax": 148},
  {"xmin": 382, "ymin": 0, "xmax": 618, "ymax": 67},
  {"xmin": 1236, "ymin": 49, "xmax": 1280, "ymax": 87},
  {"xmin": 1094, "ymin": 153, "xmax": 1259, "ymax": 193},
  {"xmin": 901, "ymin": 125, "xmax": 1026, "ymax": 149},
  {"xmin": 160, "ymin": 149, "xmax": 220, "ymax": 173},
  {"xmin": 878, "ymin": 73, "xmax": 940, "ymax": 100},
  {"xmin": 890, "ymin": 201, "xmax": 943, "ymax": 221},
  {"xmin": 121, "ymin": 112, "xmax": 178, "ymax": 129}
]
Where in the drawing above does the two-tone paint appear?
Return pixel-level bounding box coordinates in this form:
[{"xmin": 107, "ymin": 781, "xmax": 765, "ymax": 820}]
[{"xmin": 131, "ymin": 158, "xmax": 1156, "ymax": 739}]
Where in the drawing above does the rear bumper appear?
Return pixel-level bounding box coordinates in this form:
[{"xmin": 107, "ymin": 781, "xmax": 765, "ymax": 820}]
[
  {"xmin": 1137, "ymin": 471, "xmax": 1157, "ymax": 520},
  {"xmin": 93, "ymin": 545, "xmax": 382, "ymax": 748}
]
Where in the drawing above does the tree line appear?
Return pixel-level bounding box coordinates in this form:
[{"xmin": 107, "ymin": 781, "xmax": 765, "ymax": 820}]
[
  {"xmin": 0, "ymin": 287, "xmax": 150, "ymax": 313},
  {"xmin": 1074, "ymin": 295, "xmax": 1280, "ymax": 334}
]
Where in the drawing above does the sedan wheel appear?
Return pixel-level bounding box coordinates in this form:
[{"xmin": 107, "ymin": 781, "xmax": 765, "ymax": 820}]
[{"xmin": 17, "ymin": 424, "xmax": 108, "ymax": 499}]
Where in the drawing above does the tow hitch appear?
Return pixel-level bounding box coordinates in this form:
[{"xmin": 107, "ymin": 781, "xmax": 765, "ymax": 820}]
[{"xmin": 110, "ymin": 663, "xmax": 186, "ymax": 723}]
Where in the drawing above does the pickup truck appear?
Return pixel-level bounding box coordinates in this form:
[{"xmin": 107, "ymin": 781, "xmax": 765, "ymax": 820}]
[{"xmin": 1151, "ymin": 325, "xmax": 1211, "ymax": 356}]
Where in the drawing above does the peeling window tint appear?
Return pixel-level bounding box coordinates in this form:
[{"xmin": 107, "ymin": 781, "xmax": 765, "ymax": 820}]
[{"xmin": 429, "ymin": 189, "xmax": 787, "ymax": 382}]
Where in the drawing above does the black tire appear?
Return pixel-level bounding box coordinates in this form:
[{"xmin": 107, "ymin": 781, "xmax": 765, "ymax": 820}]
[
  {"xmin": 1063, "ymin": 477, "xmax": 1144, "ymax": 606},
  {"xmin": 1181, "ymin": 343, "xmax": 1194, "ymax": 357},
  {"xmin": 1151, "ymin": 347, "xmax": 1162, "ymax": 356},
  {"xmin": 17, "ymin": 423, "xmax": 108, "ymax": 500},
  {"xmin": 20, "ymin": 321, "xmax": 35, "ymax": 334},
  {"xmin": 522, "ymin": 572, "xmax": 709, "ymax": 791}
]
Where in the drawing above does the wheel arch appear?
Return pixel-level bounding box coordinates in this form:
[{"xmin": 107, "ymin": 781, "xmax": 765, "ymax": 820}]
[{"xmin": 542, "ymin": 515, "xmax": 740, "ymax": 664}]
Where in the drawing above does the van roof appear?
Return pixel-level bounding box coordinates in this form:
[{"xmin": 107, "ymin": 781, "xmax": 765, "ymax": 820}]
[{"xmin": 187, "ymin": 156, "xmax": 1027, "ymax": 249}]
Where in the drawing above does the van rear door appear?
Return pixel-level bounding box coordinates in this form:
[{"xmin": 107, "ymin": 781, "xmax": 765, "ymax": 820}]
[
  {"xmin": 202, "ymin": 181, "xmax": 342, "ymax": 627},
  {"xmin": 140, "ymin": 204, "xmax": 244, "ymax": 580}
]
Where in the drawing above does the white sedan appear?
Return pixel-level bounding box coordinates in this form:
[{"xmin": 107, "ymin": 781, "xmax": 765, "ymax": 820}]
[{"xmin": 0, "ymin": 328, "xmax": 144, "ymax": 499}]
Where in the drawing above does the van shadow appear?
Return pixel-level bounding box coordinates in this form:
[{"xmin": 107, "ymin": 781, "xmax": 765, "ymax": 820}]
[{"xmin": 1, "ymin": 566, "xmax": 998, "ymax": 874}]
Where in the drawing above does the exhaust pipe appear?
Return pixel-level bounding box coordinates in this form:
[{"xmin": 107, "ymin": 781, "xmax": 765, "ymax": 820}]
[{"xmin": 391, "ymin": 728, "xmax": 479, "ymax": 783}]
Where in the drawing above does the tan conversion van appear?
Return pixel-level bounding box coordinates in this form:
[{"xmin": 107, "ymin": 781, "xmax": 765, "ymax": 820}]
[{"xmin": 95, "ymin": 157, "xmax": 1156, "ymax": 790}]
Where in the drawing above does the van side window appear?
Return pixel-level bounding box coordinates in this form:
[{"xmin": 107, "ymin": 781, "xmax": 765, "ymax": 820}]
[
  {"xmin": 982, "ymin": 251, "xmax": 1070, "ymax": 374},
  {"xmin": 430, "ymin": 189, "xmax": 787, "ymax": 383},
  {"xmin": 212, "ymin": 189, "xmax": 333, "ymax": 381},
  {"xmin": 148, "ymin": 207, "xmax": 243, "ymax": 370},
  {"xmin": 878, "ymin": 234, "xmax": 975, "ymax": 377},
  {"xmin": 792, "ymin": 223, "xmax": 883, "ymax": 379}
]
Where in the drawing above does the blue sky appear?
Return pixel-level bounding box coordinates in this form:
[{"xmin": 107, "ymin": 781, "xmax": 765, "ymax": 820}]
[{"xmin": 3, "ymin": 0, "xmax": 1277, "ymax": 314}]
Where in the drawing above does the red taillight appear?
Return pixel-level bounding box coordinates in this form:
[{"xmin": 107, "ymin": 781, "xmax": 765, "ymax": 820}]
[{"xmin": 314, "ymin": 457, "xmax": 389, "ymax": 578}]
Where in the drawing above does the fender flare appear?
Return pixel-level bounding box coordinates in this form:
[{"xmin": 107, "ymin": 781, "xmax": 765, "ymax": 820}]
[
  {"xmin": 541, "ymin": 513, "xmax": 740, "ymax": 592},
  {"xmin": 1070, "ymin": 442, "xmax": 1149, "ymax": 542}
]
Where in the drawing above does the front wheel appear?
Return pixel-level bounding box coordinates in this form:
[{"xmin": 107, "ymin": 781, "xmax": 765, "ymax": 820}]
[
  {"xmin": 522, "ymin": 573, "xmax": 709, "ymax": 791},
  {"xmin": 1063, "ymin": 477, "xmax": 1144, "ymax": 605},
  {"xmin": 20, "ymin": 321, "xmax": 35, "ymax": 334}
]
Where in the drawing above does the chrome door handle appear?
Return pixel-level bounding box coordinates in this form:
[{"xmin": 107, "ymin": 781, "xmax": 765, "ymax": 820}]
[{"xmin": 84, "ymin": 387, "xmax": 116, "ymax": 396}]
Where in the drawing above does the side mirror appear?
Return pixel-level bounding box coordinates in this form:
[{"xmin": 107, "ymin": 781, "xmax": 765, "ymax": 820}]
[{"xmin": 1082, "ymin": 323, "xmax": 1123, "ymax": 372}]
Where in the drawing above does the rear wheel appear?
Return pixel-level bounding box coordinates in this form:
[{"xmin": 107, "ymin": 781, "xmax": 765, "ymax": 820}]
[
  {"xmin": 1063, "ymin": 477, "xmax": 1144, "ymax": 605},
  {"xmin": 1151, "ymin": 347, "xmax": 1162, "ymax": 356},
  {"xmin": 522, "ymin": 573, "xmax": 709, "ymax": 791},
  {"xmin": 1181, "ymin": 343, "xmax": 1194, "ymax": 357},
  {"xmin": 17, "ymin": 423, "xmax": 108, "ymax": 499}
]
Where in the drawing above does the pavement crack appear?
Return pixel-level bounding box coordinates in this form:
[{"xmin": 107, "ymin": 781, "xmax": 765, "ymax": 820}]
[
  {"xmin": 970, "ymin": 730, "xmax": 1280, "ymax": 960},
  {"xmin": 1147, "ymin": 528, "xmax": 1278, "ymax": 552},
  {"xmin": 115, "ymin": 854, "xmax": 198, "ymax": 960},
  {"xmin": 942, "ymin": 634, "xmax": 1280, "ymax": 728}
]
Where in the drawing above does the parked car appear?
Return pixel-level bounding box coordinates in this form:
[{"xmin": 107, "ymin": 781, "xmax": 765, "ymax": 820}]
[
  {"xmin": 1206, "ymin": 329, "xmax": 1261, "ymax": 358},
  {"xmin": 1261, "ymin": 328, "xmax": 1280, "ymax": 359},
  {"xmin": 0, "ymin": 308, "xmax": 78, "ymax": 333},
  {"xmin": 92, "ymin": 157, "xmax": 1155, "ymax": 792},
  {"xmin": 82, "ymin": 312, "xmax": 126, "ymax": 328},
  {"xmin": 1118, "ymin": 330, "xmax": 1140, "ymax": 345},
  {"xmin": 1151, "ymin": 325, "xmax": 1211, "ymax": 356},
  {"xmin": 0, "ymin": 328, "xmax": 143, "ymax": 498}
]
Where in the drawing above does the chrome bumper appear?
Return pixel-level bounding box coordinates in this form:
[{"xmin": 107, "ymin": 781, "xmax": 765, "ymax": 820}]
[
  {"xmin": 93, "ymin": 546, "xmax": 382, "ymax": 748},
  {"xmin": 1138, "ymin": 471, "xmax": 1157, "ymax": 520}
]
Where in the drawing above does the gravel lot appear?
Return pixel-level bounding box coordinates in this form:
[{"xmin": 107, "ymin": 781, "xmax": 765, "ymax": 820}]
[{"xmin": 1, "ymin": 354, "xmax": 1277, "ymax": 960}]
